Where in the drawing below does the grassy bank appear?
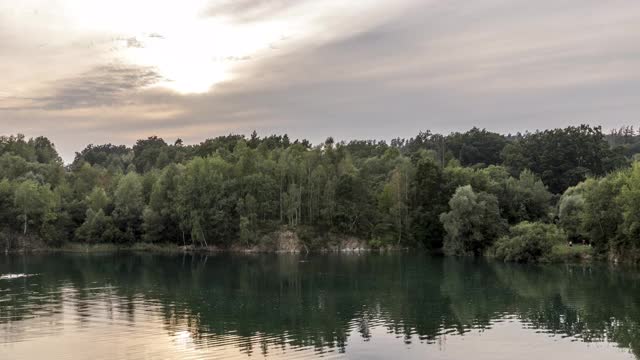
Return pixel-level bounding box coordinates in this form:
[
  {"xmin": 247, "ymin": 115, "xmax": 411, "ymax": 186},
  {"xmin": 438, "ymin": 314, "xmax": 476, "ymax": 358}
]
[
  {"xmin": 548, "ymin": 244, "xmax": 594, "ymax": 262},
  {"xmin": 57, "ymin": 242, "xmax": 189, "ymax": 253}
]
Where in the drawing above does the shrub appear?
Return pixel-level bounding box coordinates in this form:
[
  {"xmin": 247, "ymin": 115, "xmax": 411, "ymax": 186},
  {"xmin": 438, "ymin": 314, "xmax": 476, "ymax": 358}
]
[{"xmin": 493, "ymin": 222, "xmax": 566, "ymax": 263}]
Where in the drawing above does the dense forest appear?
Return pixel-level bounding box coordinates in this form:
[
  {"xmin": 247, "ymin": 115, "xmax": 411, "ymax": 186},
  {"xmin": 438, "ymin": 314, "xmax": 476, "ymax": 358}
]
[{"xmin": 2, "ymin": 125, "xmax": 640, "ymax": 262}]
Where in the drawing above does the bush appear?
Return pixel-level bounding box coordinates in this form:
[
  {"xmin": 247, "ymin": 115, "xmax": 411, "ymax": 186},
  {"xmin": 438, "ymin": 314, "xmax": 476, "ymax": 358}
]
[{"xmin": 493, "ymin": 222, "xmax": 566, "ymax": 263}]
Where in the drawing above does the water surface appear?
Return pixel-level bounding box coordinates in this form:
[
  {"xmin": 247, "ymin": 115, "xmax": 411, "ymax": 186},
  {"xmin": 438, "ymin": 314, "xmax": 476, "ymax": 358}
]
[{"xmin": 1, "ymin": 253, "xmax": 639, "ymax": 359}]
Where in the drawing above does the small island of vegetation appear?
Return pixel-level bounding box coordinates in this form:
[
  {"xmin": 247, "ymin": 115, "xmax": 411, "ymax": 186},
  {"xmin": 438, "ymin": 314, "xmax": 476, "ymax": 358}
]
[{"xmin": 2, "ymin": 125, "xmax": 640, "ymax": 263}]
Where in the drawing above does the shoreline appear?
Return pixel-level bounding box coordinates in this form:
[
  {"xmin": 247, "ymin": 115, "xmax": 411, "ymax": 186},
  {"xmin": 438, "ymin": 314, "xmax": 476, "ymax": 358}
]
[
  {"xmin": 2, "ymin": 242, "xmax": 598, "ymax": 263},
  {"xmin": 3, "ymin": 242, "xmax": 406, "ymax": 255}
]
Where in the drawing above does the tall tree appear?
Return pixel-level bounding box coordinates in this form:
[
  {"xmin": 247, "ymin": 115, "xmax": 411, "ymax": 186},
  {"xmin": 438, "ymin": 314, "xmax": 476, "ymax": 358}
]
[
  {"xmin": 502, "ymin": 125, "xmax": 626, "ymax": 193},
  {"xmin": 113, "ymin": 172, "xmax": 144, "ymax": 242},
  {"xmin": 440, "ymin": 185, "xmax": 506, "ymax": 256},
  {"xmin": 411, "ymin": 155, "xmax": 446, "ymax": 249},
  {"xmin": 14, "ymin": 180, "xmax": 56, "ymax": 236}
]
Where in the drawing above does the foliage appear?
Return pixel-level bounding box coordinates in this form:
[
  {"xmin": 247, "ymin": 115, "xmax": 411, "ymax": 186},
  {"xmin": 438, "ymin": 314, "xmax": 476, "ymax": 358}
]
[
  {"xmin": 618, "ymin": 163, "xmax": 640, "ymax": 246},
  {"xmin": 486, "ymin": 168, "xmax": 552, "ymax": 224},
  {"xmin": 14, "ymin": 179, "xmax": 56, "ymax": 236},
  {"xmin": 439, "ymin": 185, "xmax": 506, "ymax": 256},
  {"xmin": 557, "ymin": 192, "xmax": 585, "ymax": 241},
  {"xmin": 410, "ymin": 155, "xmax": 446, "ymax": 249},
  {"xmin": 502, "ymin": 125, "xmax": 626, "ymax": 193},
  {"xmin": 75, "ymin": 209, "xmax": 119, "ymax": 243},
  {"xmin": 0, "ymin": 126, "xmax": 637, "ymax": 262},
  {"xmin": 142, "ymin": 164, "xmax": 183, "ymax": 243},
  {"xmin": 549, "ymin": 244, "xmax": 593, "ymax": 262},
  {"xmin": 446, "ymin": 127, "xmax": 507, "ymax": 166},
  {"xmin": 493, "ymin": 222, "xmax": 566, "ymax": 263},
  {"xmin": 112, "ymin": 172, "xmax": 144, "ymax": 243}
]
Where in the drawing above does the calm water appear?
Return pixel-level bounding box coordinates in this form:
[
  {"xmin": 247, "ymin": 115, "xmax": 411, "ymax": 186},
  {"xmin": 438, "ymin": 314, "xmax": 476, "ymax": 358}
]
[{"xmin": 1, "ymin": 253, "xmax": 640, "ymax": 359}]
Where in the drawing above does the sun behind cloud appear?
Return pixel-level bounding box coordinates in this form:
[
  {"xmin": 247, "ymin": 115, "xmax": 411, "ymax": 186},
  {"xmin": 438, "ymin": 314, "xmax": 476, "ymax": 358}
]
[
  {"xmin": 50, "ymin": 0, "xmax": 298, "ymax": 94},
  {"xmin": 120, "ymin": 18, "xmax": 293, "ymax": 94}
]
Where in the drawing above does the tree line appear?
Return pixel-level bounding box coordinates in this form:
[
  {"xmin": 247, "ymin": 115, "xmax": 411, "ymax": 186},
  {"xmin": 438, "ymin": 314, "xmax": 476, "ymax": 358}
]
[{"xmin": 0, "ymin": 125, "xmax": 638, "ymax": 261}]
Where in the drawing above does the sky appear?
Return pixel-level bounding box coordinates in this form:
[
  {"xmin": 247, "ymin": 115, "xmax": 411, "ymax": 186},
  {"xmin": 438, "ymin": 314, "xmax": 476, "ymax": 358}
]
[{"xmin": 1, "ymin": 0, "xmax": 639, "ymax": 162}]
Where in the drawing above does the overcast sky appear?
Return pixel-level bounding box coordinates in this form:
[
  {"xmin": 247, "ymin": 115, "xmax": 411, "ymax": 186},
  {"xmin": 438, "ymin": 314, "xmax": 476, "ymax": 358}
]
[{"xmin": 1, "ymin": 0, "xmax": 639, "ymax": 161}]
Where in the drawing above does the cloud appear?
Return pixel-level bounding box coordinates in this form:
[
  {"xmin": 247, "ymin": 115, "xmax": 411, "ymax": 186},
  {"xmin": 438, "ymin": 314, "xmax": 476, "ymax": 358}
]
[
  {"xmin": 1, "ymin": 0, "xmax": 640, "ymax": 163},
  {"xmin": 203, "ymin": 0, "xmax": 303, "ymax": 23},
  {"xmin": 125, "ymin": 37, "xmax": 144, "ymax": 48},
  {"xmin": 2, "ymin": 64, "xmax": 165, "ymax": 110},
  {"xmin": 196, "ymin": 0, "xmax": 640, "ymax": 135}
]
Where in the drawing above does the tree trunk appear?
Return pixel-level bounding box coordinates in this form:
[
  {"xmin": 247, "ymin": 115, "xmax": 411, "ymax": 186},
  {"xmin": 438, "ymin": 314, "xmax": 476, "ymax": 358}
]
[
  {"xmin": 299, "ymin": 184, "xmax": 303, "ymax": 225},
  {"xmin": 23, "ymin": 213, "xmax": 27, "ymax": 235},
  {"xmin": 308, "ymin": 169, "xmax": 312, "ymax": 224},
  {"xmin": 397, "ymin": 176, "xmax": 402, "ymax": 245},
  {"xmin": 279, "ymin": 174, "xmax": 284, "ymax": 223},
  {"xmin": 200, "ymin": 228, "xmax": 208, "ymax": 248}
]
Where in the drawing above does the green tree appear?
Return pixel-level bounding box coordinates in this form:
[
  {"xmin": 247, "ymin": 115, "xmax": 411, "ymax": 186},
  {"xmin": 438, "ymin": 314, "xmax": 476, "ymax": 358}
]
[
  {"xmin": 113, "ymin": 172, "xmax": 144, "ymax": 243},
  {"xmin": 132, "ymin": 136, "xmax": 171, "ymax": 172},
  {"xmin": 0, "ymin": 126, "xmax": 638, "ymax": 257},
  {"xmin": 239, "ymin": 216, "xmax": 252, "ymax": 246},
  {"xmin": 580, "ymin": 176, "xmax": 624, "ymax": 252},
  {"xmin": 440, "ymin": 185, "xmax": 506, "ymax": 256},
  {"xmin": 558, "ymin": 187, "xmax": 585, "ymax": 242},
  {"xmin": 493, "ymin": 222, "xmax": 566, "ymax": 263},
  {"xmin": 410, "ymin": 155, "xmax": 446, "ymax": 249},
  {"xmin": 143, "ymin": 164, "xmax": 183, "ymax": 244},
  {"xmin": 86, "ymin": 187, "xmax": 110, "ymax": 212},
  {"xmin": 446, "ymin": 127, "xmax": 507, "ymax": 166},
  {"xmin": 76, "ymin": 209, "xmax": 119, "ymax": 243},
  {"xmin": 334, "ymin": 174, "xmax": 374, "ymax": 236},
  {"xmin": 0, "ymin": 180, "xmax": 16, "ymax": 227},
  {"xmin": 14, "ymin": 180, "xmax": 56, "ymax": 235},
  {"xmin": 617, "ymin": 162, "xmax": 640, "ymax": 251},
  {"xmin": 502, "ymin": 125, "xmax": 626, "ymax": 193},
  {"xmin": 31, "ymin": 136, "xmax": 62, "ymax": 164},
  {"xmin": 378, "ymin": 166, "xmax": 410, "ymax": 245},
  {"xmin": 178, "ymin": 156, "xmax": 235, "ymax": 246},
  {"xmin": 487, "ymin": 169, "xmax": 552, "ymax": 224}
]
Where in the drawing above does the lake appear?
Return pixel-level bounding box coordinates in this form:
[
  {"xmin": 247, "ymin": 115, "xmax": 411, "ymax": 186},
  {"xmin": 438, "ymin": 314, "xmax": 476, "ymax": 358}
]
[{"xmin": 1, "ymin": 253, "xmax": 639, "ymax": 359}]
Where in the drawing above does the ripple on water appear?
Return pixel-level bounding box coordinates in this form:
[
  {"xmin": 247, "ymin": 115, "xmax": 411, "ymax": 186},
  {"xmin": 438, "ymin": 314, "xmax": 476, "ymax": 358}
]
[
  {"xmin": 0, "ymin": 274, "xmax": 37, "ymax": 280},
  {"xmin": 1, "ymin": 254, "xmax": 639, "ymax": 360}
]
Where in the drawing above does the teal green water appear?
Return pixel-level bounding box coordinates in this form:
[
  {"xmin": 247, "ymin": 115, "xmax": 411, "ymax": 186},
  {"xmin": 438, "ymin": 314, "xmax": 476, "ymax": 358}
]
[{"xmin": 1, "ymin": 253, "xmax": 639, "ymax": 359}]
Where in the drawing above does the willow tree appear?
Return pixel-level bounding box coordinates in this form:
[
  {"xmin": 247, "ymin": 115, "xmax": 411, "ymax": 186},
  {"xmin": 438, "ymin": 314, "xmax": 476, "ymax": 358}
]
[{"xmin": 440, "ymin": 185, "xmax": 505, "ymax": 256}]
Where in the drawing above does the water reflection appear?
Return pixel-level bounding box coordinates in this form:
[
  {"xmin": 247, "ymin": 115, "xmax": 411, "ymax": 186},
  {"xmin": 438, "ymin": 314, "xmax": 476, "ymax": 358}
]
[{"xmin": 0, "ymin": 253, "xmax": 638, "ymax": 359}]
